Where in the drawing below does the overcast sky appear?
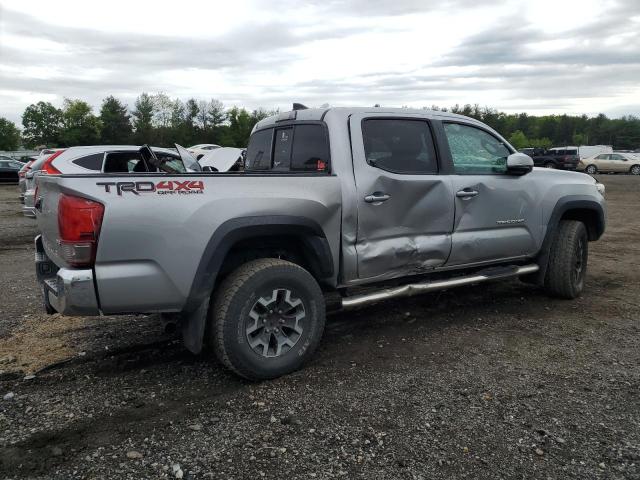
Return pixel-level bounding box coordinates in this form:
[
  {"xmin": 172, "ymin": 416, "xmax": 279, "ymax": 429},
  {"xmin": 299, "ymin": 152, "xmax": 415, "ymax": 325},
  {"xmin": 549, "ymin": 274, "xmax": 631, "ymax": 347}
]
[{"xmin": 1, "ymin": 0, "xmax": 639, "ymax": 124}]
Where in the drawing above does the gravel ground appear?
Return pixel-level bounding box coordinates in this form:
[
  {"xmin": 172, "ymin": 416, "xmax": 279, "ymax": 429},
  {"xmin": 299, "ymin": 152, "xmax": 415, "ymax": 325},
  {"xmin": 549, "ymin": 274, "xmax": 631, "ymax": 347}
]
[{"xmin": 0, "ymin": 176, "xmax": 638, "ymax": 479}]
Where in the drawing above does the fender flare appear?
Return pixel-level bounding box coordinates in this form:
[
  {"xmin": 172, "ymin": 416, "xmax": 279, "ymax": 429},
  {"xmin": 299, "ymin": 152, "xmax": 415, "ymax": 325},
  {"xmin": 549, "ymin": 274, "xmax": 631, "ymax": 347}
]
[
  {"xmin": 530, "ymin": 196, "xmax": 605, "ymax": 284},
  {"xmin": 181, "ymin": 215, "xmax": 334, "ymax": 354}
]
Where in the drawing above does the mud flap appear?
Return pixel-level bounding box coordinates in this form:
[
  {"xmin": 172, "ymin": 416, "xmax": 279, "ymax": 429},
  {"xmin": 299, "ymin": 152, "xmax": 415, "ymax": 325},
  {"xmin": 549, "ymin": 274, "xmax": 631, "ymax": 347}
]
[{"xmin": 181, "ymin": 299, "xmax": 209, "ymax": 354}]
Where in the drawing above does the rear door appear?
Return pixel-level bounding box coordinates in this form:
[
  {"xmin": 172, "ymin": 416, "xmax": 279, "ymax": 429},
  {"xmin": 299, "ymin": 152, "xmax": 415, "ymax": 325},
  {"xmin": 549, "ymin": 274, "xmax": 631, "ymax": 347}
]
[
  {"xmin": 608, "ymin": 153, "xmax": 628, "ymax": 172},
  {"xmin": 442, "ymin": 122, "xmax": 539, "ymax": 266},
  {"xmin": 349, "ymin": 113, "xmax": 455, "ymax": 281}
]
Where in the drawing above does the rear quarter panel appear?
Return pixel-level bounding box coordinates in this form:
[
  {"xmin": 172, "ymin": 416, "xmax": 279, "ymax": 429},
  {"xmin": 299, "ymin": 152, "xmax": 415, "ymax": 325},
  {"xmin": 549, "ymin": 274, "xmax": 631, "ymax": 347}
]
[{"xmin": 38, "ymin": 174, "xmax": 342, "ymax": 314}]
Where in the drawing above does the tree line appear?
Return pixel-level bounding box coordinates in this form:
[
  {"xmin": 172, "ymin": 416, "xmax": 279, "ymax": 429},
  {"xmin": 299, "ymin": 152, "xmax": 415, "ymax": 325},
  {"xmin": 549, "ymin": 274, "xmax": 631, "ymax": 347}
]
[
  {"xmin": 0, "ymin": 93, "xmax": 275, "ymax": 151},
  {"xmin": 0, "ymin": 95, "xmax": 639, "ymax": 151}
]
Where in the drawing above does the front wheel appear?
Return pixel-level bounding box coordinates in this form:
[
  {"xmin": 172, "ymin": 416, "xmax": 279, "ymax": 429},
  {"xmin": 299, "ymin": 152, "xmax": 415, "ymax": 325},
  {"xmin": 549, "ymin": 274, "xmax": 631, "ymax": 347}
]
[
  {"xmin": 630, "ymin": 165, "xmax": 640, "ymax": 175},
  {"xmin": 209, "ymin": 258, "xmax": 325, "ymax": 380},
  {"xmin": 585, "ymin": 164, "xmax": 598, "ymax": 174},
  {"xmin": 544, "ymin": 220, "xmax": 588, "ymax": 299},
  {"xmin": 544, "ymin": 162, "xmax": 556, "ymax": 169}
]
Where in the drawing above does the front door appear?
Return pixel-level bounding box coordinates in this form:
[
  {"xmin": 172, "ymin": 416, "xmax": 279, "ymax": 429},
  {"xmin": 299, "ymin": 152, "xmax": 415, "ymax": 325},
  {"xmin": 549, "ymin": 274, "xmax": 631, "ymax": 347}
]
[
  {"xmin": 349, "ymin": 113, "xmax": 455, "ymax": 281},
  {"xmin": 441, "ymin": 122, "xmax": 539, "ymax": 266}
]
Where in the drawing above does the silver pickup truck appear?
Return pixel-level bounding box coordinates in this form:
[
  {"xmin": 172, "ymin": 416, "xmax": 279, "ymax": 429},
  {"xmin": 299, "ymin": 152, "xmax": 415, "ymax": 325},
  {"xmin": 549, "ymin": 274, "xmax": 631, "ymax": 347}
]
[{"xmin": 34, "ymin": 106, "xmax": 606, "ymax": 380}]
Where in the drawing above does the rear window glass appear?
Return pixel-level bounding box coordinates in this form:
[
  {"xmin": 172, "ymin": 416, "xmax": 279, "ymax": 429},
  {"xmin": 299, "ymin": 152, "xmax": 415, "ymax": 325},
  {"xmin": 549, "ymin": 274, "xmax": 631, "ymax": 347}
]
[
  {"xmin": 246, "ymin": 124, "xmax": 329, "ymax": 172},
  {"xmin": 73, "ymin": 153, "xmax": 104, "ymax": 171},
  {"xmin": 273, "ymin": 128, "xmax": 293, "ymax": 171},
  {"xmin": 103, "ymin": 152, "xmax": 147, "ymax": 173},
  {"xmin": 246, "ymin": 129, "xmax": 273, "ymax": 170}
]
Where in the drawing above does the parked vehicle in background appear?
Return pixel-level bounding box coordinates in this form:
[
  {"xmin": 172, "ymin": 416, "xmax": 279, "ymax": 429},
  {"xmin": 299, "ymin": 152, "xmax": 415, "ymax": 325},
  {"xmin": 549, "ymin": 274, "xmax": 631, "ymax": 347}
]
[
  {"xmin": 34, "ymin": 106, "xmax": 606, "ymax": 380},
  {"xmin": 0, "ymin": 158, "xmax": 25, "ymax": 183},
  {"xmin": 518, "ymin": 147, "xmax": 571, "ymax": 170},
  {"xmin": 578, "ymin": 152, "xmax": 640, "ymax": 175},
  {"xmin": 198, "ymin": 147, "xmax": 245, "ymax": 172},
  {"xmin": 22, "ymin": 145, "xmax": 200, "ymax": 217},
  {"xmin": 578, "ymin": 145, "xmax": 612, "ymax": 159},
  {"xmin": 187, "ymin": 144, "xmax": 221, "ymax": 160}
]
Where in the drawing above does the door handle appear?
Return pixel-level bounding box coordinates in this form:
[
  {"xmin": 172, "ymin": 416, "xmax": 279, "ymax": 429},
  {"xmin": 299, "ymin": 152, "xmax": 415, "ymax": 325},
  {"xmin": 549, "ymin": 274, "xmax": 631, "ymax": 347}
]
[
  {"xmin": 456, "ymin": 189, "xmax": 479, "ymax": 199},
  {"xmin": 364, "ymin": 193, "xmax": 391, "ymax": 203}
]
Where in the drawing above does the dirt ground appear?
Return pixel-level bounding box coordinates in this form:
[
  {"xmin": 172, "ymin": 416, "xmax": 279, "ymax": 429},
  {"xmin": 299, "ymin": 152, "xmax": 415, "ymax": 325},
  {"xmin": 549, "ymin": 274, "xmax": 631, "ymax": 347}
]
[{"xmin": 0, "ymin": 176, "xmax": 638, "ymax": 480}]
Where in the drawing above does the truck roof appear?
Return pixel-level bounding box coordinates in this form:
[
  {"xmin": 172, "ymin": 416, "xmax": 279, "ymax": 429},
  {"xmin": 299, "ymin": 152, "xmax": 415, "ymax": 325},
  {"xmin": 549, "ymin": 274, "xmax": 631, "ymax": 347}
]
[{"xmin": 253, "ymin": 106, "xmax": 487, "ymax": 132}]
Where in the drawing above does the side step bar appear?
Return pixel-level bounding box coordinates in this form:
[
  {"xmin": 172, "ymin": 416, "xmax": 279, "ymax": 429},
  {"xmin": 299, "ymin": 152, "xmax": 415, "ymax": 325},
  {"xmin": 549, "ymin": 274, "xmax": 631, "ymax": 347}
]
[{"xmin": 341, "ymin": 264, "xmax": 539, "ymax": 310}]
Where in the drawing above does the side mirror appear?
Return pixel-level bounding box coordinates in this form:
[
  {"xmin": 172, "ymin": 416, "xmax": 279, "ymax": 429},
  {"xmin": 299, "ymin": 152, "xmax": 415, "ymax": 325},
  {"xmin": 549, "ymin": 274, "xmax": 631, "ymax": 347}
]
[{"xmin": 506, "ymin": 152, "xmax": 533, "ymax": 175}]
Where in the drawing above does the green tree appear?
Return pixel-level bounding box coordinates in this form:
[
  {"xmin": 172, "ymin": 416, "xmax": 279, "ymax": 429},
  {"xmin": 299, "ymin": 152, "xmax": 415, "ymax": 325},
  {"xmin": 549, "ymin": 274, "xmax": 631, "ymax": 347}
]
[
  {"xmin": 21, "ymin": 101, "xmax": 63, "ymax": 147},
  {"xmin": 0, "ymin": 118, "xmax": 21, "ymax": 150},
  {"xmin": 131, "ymin": 93, "xmax": 155, "ymax": 144},
  {"xmin": 60, "ymin": 99, "xmax": 101, "ymax": 146},
  {"xmin": 508, "ymin": 130, "xmax": 529, "ymax": 149},
  {"xmin": 99, "ymin": 96, "xmax": 132, "ymax": 144},
  {"xmin": 207, "ymin": 99, "xmax": 227, "ymax": 128}
]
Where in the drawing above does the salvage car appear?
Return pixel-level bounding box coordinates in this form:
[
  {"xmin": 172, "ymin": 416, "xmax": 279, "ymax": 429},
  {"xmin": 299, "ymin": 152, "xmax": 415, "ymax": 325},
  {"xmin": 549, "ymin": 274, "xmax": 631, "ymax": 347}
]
[
  {"xmin": 198, "ymin": 147, "xmax": 245, "ymax": 172},
  {"xmin": 23, "ymin": 145, "xmax": 200, "ymax": 217},
  {"xmin": 578, "ymin": 152, "xmax": 640, "ymax": 175},
  {"xmin": 33, "ymin": 106, "xmax": 606, "ymax": 380},
  {"xmin": 187, "ymin": 143, "xmax": 221, "ymax": 159}
]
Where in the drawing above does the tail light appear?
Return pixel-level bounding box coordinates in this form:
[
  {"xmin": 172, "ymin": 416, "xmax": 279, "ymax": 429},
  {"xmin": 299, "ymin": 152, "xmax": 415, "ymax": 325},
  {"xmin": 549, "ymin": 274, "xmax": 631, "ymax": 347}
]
[
  {"xmin": 58, "ymin": 194, "xmax": 104, "ymax": 267},
  {"xmin": 42, "ymin": 150, "xmax": 65, "ymax": 174},
  {"xmin": 19, "ymin": 161, "xmax": 34, "ymax": 178}
]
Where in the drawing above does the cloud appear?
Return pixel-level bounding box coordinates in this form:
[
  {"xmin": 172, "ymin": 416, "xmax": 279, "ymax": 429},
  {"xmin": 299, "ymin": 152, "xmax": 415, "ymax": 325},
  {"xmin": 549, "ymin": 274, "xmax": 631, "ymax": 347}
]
[{"xmin": 0, "ymin": 0, "xmax": 639, "ymax": 124}]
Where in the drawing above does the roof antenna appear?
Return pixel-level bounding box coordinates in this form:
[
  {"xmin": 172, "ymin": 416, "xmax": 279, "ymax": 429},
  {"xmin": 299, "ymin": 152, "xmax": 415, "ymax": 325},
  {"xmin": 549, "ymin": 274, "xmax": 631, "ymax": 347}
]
[{"xmin": 292, "ymin": 103, "xmax": 308, "ymax": 111}]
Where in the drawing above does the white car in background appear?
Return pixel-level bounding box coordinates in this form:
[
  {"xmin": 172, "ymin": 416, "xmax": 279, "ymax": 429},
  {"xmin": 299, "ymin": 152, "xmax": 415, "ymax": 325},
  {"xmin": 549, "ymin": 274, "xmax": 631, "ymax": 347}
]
[
  {"xmin": 578, "ymin": 152, "xmax": 640, "ymax": 175},
  {"xmin": 198, "ymin": 147, "xmax": 245, "ymax": 172},
  {"xmin": 22, "ymin": 145, "xmax": 200, "ymax": 217},
  {"xmin": 187, "ymin": 143, "xmax": 221, "ymax": 159}
]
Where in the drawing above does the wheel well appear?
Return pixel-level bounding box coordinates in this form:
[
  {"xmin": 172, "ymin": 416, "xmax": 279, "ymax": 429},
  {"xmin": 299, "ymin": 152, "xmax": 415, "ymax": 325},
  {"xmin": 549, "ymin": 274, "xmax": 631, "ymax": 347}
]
[
  {"xmin": 560, "ymin": 209, "xmax": 601, "ymax": 240},
  {"xmin": 217, "ymin": 235, "xmax": 330, "ymax": 287}
]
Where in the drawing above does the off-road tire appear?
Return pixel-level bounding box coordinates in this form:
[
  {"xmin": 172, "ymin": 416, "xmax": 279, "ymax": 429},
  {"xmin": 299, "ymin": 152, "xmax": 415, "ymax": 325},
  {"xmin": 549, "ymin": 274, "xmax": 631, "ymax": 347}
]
[
  {"xmin": 544, "ymin": 220, "xmax": 588, "ymax": 299},
  {"xmin": 209, "ymin": 258, "xmax": 325, "ymax": 380}
]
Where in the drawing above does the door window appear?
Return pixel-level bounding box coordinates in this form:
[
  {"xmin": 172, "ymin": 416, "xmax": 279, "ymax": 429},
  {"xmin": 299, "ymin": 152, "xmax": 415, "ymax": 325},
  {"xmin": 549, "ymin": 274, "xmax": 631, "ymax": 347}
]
[
  {"xmin": 362, "ymin": 119, "xmax": 437, "ymax": 174},
  {"xmin": 443, "ymin": 123, "xmax": 511, "ymax": 174},
  {"xmin": 610, "ymin": 154, "xmax": 625, "ymax": 161},
  {"xmin": 73, "ymin": 153, "xmax": 104, "ymax": 170},
  {"xmin": 595, "ymin": 154, "xmax": 609, "ymax": 159}
]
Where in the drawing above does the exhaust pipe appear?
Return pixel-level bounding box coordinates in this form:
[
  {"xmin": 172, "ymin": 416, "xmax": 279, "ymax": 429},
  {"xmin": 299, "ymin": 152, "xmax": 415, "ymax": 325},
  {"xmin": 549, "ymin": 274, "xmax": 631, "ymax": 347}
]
[{"xmin": 341, "ymin": 264, "xmax": 539, "ymax": 310}]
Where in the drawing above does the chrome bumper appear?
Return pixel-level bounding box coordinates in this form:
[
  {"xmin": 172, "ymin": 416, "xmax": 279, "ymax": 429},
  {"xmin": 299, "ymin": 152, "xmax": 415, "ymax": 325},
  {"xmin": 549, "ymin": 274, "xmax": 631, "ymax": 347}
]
[{"xmin": 35, "ymin": 235, "xmax": 100, "ymax": 316}]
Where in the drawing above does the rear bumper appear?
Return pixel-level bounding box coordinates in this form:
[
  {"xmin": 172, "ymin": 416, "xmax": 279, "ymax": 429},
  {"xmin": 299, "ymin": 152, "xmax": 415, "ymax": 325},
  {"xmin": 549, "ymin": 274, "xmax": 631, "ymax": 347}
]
[{"xmin": 35, "ymin": 235, "xmax": 100, "ymax": 316}]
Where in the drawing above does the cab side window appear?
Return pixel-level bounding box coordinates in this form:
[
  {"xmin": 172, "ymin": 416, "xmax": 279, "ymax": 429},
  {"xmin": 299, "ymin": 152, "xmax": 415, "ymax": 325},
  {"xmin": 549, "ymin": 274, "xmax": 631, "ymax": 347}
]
[
  {"xmin": 443, "ymin": 123, "xmax": 511, "ymax": 174},
  {"xmin": 362, "ymin": 119, "xmax": 437, "ymax": 174}
]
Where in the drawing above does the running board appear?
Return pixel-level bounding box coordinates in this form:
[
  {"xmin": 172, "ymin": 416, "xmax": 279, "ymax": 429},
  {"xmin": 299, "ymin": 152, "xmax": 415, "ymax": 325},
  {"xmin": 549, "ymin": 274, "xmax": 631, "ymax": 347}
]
[{"xmin": 341, "ymin": 264, "xmax": 539, "ymax": 310}]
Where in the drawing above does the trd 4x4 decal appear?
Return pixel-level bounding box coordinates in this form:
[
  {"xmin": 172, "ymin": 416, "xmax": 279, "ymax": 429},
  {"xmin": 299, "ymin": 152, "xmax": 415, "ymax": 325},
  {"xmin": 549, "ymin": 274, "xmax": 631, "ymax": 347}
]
[{"xmin": 97, "ymin": 180, "xmax": 205, "ymax": 196}]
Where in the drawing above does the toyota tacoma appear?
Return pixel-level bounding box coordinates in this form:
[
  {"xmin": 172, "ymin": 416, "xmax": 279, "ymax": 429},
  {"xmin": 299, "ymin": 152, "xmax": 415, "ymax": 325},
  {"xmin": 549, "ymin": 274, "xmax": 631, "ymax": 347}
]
[{"xmin": 33, "ymin": 106, "xmax": 606, "ymax": 380}]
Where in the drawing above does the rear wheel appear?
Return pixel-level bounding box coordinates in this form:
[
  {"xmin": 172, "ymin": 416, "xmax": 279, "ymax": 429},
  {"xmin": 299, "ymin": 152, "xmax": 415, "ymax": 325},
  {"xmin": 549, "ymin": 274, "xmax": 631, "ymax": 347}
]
[
  {"xmin": 209, "ymin": 258, "xmax": 325, "ymax": 380},
  {"xmin": 544, "ymin": 162, "xmax": 556, "ymax": 169},
  {"xmin": 544, "ymin": 220, "xmax": 588, "ymax": 299},
  {"xmin": 585, "ymin": 164, "xmax": 598, "ymax": 174},
  {"xmin": 630, "ymin": 165, "xmax": 640, "ymax": 175}
]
